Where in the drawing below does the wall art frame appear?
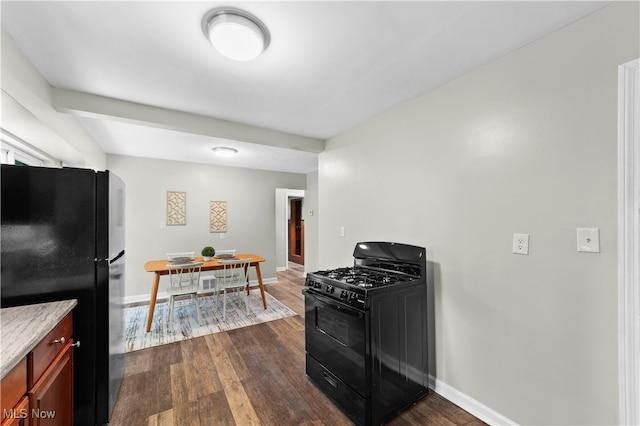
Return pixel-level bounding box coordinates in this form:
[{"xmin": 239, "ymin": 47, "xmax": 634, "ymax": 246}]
[
  {"xmin": 167, "ymin": 191, "xmax": 187, "ymax": 226},
  {"xmin": 210, "ymin": 200, "xmax": 227, "ymax": 232}
]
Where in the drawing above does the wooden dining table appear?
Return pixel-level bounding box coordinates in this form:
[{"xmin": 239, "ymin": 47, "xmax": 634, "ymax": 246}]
[{"xmin": 143, "ymin": 254, "xmax": 267, "ymax": 332}]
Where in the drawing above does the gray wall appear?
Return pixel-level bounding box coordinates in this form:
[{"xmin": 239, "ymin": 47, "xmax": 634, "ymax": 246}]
[
  {"xmin": 318, "ymin": 3, "xmax": 638, "ymax": 425},
  {"xmin": 107, "ymin": 154, "xmax": 306, "ymax": 298},
  {"xmin": 304, "ymin": 171, "xmax": 319, "ymax": 274}
]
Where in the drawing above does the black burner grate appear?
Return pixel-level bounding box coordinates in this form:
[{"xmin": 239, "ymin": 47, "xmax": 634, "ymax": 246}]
[{"xmin": 315, "ymin": 266, "xmax": 412, "ymax": 288}]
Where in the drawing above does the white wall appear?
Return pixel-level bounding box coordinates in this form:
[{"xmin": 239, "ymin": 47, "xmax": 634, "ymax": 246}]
[
  {"xmin": 106, "ymin": 154, "xmax": 306, "ymax": 298},
  {"xmin": 318, "ymin": 3, "xmax": 639, "ymax": 425},
  {"xmin": 1, "ymin": 31, "xmax": 106, "ymax": 169}
]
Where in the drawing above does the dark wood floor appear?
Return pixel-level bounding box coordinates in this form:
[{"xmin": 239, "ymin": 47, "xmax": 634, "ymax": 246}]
[{"xmin": 110, "ymin": 262, "xmax": 485, "ymax": 426}]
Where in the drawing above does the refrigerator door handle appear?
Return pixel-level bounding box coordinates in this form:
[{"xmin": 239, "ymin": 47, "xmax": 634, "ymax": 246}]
[{"xmin": 109, "ymin": 250, "xmax": 125, "ymax": 264}]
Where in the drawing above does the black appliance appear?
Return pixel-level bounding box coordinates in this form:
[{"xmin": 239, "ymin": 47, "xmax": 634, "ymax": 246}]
[
  {"xmin": 1, "ymin": 164, "xmax": 125, "ymax": 426},
  {"xmin": 303, "ymin": 242, "xmax": 428, "ymax": 426}
]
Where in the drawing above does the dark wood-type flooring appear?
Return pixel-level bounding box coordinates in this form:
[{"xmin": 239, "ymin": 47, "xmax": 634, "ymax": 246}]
[{"xmin": 110, "ymin": 262, "xmax": 486, "ymax": 426}]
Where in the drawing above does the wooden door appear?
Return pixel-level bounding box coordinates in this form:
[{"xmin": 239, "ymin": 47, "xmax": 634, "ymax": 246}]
[{"xmin": 288, "ymin": 198, "xmax": 304, "ymax": 265}]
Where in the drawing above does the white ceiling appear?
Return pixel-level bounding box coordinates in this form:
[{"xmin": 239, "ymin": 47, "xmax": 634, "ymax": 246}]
[{"xmin": 1, "ymin": 1, "xmax": 609, "ymax": 174}]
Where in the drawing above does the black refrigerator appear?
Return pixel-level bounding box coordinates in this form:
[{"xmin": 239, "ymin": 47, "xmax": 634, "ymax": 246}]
[{"xmin": 1, "ymin": 164, "xmax": 125, "ymax": 426}]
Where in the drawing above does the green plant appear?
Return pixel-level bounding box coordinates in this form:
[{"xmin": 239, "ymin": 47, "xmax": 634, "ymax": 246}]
[{"xmin": 201, "ymin": 246, "xmax": 215, "ymax": 257}]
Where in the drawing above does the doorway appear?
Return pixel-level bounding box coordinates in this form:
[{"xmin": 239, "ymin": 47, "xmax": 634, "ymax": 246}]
[{"xmin": 288, "ymin": 198, "xmax": 304, "ymax": 265}]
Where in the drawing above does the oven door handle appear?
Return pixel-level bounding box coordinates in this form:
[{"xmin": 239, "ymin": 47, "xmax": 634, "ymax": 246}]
[{"xmin": 305, "ymin": 290, "xmax": 365, "ymax": 318}]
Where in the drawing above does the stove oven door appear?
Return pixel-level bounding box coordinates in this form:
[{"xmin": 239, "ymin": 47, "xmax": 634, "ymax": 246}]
[{"xmin": 304, "ymin": 289, "xmax": 370, "ymax": 397}]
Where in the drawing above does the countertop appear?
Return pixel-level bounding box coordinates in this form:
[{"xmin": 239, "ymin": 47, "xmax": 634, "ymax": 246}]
[{"xmin": 1, "ymin": 299, "xmax": 77, "ymax": 379}]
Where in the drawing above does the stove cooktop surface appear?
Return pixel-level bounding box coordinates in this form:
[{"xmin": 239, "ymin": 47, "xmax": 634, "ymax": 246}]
[
  {"xmin": 306, "ymin": 266, "xmax": 418, "ymax": 309},
  {"xmin": 311, "ymin": 266, "xmax": 415, "ymax": 289}
]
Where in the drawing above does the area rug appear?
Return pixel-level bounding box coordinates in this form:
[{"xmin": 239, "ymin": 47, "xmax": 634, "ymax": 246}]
[{"xmin": 125, "ymin": 291, "xmax": 297, "ymax": 352}]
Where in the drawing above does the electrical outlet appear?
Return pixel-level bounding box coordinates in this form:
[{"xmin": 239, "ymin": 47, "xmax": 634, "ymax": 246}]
[{"xmin": 512, "ymin": 233, "xmax": 529, "ymax": 255}]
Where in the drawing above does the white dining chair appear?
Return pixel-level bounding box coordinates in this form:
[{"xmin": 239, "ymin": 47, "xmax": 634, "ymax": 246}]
[
  {"xmin": 216, "ymin": 258, "xmax": 251, "ymax": 320},
  {"xmin": 166, "ymin": 261, "xmax": 203, "ymax": 325}
]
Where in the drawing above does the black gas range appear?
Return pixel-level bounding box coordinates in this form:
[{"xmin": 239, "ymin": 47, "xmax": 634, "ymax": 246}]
[{"xmin": 303, "ymin": 242, "xmax": 429, "ymax": 426}]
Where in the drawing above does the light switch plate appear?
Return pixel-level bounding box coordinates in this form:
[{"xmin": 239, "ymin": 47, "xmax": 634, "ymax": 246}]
[{"xmin": 577, "ymin": 228, "xmax": 600, "ymax": 253}]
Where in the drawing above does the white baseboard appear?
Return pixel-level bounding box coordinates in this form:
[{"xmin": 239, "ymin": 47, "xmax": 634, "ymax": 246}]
[
  {"xmin": 124, "ymin": 292, "xmax": 167, "ymax": 305},
  {"xmin": 124, "ymin": 277, "xmax": 278, "ymax": 306},
  {"xmin": 276, "ymin": 266, "xmax": 287, "ymax": 272},
  {"xmin": 429, "ymin": 375, "xmax": 517, "ymax": 426}
]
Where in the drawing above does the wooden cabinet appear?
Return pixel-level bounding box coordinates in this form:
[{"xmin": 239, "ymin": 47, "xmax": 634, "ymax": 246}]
[
  {"xmin": 1, "ymin": 313, "xmax": 74, "ymax": 426},
  {"xmin": 2, "ymin": 396, "xmax": 29, "ymax": 426},
  {"xmin": 28, "ymin": 341, "xmax": 73, "ymax": 426},
  {"xmin": 1, "ymin": 359, "xmax": 28, "ymax": 426}
]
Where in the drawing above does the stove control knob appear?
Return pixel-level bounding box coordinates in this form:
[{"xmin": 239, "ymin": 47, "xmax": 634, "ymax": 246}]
[{"xmin": 326, "ymin": 286, "xmax": 334, "ymax": 294}]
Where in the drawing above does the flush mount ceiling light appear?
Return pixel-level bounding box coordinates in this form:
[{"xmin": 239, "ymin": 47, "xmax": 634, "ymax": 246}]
[
  {"xmin": 211, "ymin": 147, "xmax": 238, "ymax": 157},
  {"xmin": 202, "ymin": 7, "xmax": 270, "ymax": 61}
]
